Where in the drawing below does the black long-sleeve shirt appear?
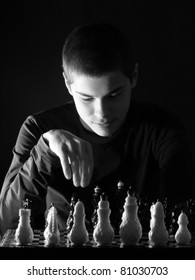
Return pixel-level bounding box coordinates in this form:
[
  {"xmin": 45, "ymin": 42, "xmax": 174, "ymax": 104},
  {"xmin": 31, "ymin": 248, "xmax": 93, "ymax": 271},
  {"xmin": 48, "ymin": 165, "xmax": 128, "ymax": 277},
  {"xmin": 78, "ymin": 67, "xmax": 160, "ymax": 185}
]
[{"xmin": 0, "ymin": 99, "xmax": 194, "ymax": 235}]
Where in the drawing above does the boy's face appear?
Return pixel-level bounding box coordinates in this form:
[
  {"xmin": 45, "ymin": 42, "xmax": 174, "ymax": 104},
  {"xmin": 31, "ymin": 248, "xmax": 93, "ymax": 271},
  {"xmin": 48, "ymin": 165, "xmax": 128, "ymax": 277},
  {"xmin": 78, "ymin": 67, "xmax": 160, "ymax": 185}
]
[{"xmin": 65, "ymin": 71, "xmax": 136, "ymax": 137}]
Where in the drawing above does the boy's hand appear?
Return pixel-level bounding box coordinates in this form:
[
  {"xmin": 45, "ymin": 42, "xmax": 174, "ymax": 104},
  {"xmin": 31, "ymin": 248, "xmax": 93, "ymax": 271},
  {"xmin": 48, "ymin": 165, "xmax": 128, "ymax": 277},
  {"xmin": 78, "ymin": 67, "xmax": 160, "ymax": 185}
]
[{"xmin": 43, "ymin": 129, "xmax": 94, "ymax": 187}]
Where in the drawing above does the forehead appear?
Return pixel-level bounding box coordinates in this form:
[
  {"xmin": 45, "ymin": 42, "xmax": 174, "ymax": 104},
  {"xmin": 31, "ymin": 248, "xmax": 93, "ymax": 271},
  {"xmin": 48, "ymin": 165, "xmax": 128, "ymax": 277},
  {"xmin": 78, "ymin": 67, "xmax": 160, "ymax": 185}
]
[{"xmin": 70, "ymin": 71, "xmax": 128, "ymax": 96}]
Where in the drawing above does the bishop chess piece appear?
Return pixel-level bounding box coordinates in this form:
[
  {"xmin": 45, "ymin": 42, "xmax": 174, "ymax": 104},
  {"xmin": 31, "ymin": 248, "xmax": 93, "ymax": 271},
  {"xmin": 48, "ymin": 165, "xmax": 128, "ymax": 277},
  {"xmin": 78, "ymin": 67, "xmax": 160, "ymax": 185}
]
[
  {"xmin": 68, "ymin": 200, "xmax": 89, "ymax": 246},
  {"xmin": 66, "ymin": 193, "xmax": 78, "ymax": 233},
  {"xmin": 91, "ymin": 186, "xmax": 102, "ymax": 229},
  {"xmin": 119, "ymin": 191, "xmax": 142, "ymax": 246},
  {"xmin": 175, "ymin": 211, "xmax": 191, "ymax": 245},
  {"xmin": 44, "ymin": 203, "xmax": 60, "ymax": 246},
  {"xmin": 15, "ymin": 199, "xmax": 34, "ymax": 246},
  {"xmin": 93, "ymin": 193, "xmax": 115, "ymax": 246},
  {"xmin": 148, "ymin": 200, "xmax": 169, "ymax": 246}
]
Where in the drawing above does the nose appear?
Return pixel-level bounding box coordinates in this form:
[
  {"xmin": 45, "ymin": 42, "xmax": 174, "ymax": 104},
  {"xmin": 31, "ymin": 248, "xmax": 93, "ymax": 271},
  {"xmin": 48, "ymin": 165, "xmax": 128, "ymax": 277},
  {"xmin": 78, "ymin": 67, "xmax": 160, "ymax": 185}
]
[{"xmin": 94, "ymin": 99, "xmax": 110, "ymax": 120}]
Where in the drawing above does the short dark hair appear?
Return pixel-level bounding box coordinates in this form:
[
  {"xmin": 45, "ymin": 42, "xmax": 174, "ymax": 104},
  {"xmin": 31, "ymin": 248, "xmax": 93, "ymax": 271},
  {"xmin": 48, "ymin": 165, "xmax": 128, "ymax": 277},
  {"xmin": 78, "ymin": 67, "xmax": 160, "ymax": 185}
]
[{"xmin": 62, "ymin": 22, "xmax": 135, "ymax": 83}]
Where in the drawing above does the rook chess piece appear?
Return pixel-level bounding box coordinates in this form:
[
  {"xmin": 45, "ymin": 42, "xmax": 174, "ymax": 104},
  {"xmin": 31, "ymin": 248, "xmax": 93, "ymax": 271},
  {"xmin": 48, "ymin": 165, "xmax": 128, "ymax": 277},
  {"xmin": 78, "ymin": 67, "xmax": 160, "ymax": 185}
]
[
  {"xmin": 15, "ymin": 199, "xmax": 34, "ymax": 246},
  {"xmin": 175, "ymin": 211, "xmax": 191, "ymax": 245}
]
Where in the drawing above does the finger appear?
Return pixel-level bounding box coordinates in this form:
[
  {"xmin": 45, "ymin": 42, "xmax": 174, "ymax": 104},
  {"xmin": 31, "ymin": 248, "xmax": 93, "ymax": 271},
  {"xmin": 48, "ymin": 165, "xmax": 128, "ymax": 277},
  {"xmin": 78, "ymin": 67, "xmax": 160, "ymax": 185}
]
[
  {"xmin": 78, "ymin": 144, "xmax": 89, "ymax": 188},
  {"xmin": 60, "ymin": 153, "xmax": 72, "ymax": 180},
  {"xmin": 82, "ymin": 143, "xmax": 94, "ymax": 187},
  {"xmin": 69, "ymin": 155, "xmax": 81, "ymax": 187},
  {"xmin": 87, "ymin": 144, "xmax": 94, "ymax": 184}
]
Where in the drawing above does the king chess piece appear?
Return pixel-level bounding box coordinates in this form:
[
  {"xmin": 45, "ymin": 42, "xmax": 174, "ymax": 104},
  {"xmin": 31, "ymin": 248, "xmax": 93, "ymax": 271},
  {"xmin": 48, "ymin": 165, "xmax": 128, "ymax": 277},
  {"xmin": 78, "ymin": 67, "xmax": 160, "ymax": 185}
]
[
  {"xmin": 175, "ymin": 211, "xmax": 191, "ymax": 245},
  {"xmin": 68, "ymin": 200, "xmax": 89, "ymax": 246},
  {"xmin": 93, "ymin": 193, "xmax": 115, "ymax": 246},
  {"xmin": 119, "ymin": 190, "xmax": 142, "ymax": 246},
  {"xmin": 148, "ymin": 200, "xmax": 169, "ymax": 246},
  {"xmin": 44, "ymin": 203, "xmax": 60, "ymax": 246},
  {"xmin": 15, "ymin": 199, "xmax": 34, "ymax": 246}
]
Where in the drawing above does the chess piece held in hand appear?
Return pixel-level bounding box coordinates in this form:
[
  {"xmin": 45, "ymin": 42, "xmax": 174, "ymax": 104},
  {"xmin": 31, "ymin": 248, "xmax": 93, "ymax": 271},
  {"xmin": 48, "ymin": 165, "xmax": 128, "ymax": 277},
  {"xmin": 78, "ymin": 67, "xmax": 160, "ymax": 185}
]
[
  {"xmin": 93, "ymin": 193, "xmax": 115, "ymax": 246},
  {"xmin": 175, "ymin": 211, "xmax": 191, "ymax": 245},
  {"xmin": 68, "ymin": 200, "xmax": 89, "ymax": 246},
  {"xmin": 15, "ymin": 199, "xmax": 34, "ymax": 246},
  {"xmin": 44, "ymin": 203, "xmax": 60, "ymax": 247},
  {"xmin": 119, "ymin": 191, "xmax": 142, "ymax": 246},
  {"xmin": 148, "ymin": 200, "xmax": 169, "ymax": 246}
]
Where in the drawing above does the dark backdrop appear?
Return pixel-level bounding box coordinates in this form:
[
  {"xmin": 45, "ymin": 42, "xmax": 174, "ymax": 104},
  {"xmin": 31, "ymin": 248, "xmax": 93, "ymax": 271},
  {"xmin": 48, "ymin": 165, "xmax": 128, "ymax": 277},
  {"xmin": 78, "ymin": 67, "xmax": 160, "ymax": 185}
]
[{"xmin": 1, "ymin": 1, "xmax": 195, "ymax": 188}]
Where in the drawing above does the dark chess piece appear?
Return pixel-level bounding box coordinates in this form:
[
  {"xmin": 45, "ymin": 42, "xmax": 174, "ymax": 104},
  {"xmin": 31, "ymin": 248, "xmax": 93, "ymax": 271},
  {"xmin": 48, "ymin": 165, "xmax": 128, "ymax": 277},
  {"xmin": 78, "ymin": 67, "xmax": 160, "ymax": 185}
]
[
  {"xmin": 91, "ymin": 186, "xmax": 102, "ymax": 229},
  {"xmin": 169, "ymin": 204, "xmax": 180, "ymax": 235},
  {"xmin": 114, "ymin": 181, "xmax": 126, "ymax": 233},
  {"xmin": 186, "ymin": 199, "xmax": 195, "ymax": 232},
  {"xmin": 163, "ymin": 197, "xmax": 172, "ymax": 232},
  {"xmin": 66, "ymin": 193, "xmax": 79, "ymax": 233},
  {"xmin": 138, "ymin": 196, "xmax": 150, "ymax": 232}
]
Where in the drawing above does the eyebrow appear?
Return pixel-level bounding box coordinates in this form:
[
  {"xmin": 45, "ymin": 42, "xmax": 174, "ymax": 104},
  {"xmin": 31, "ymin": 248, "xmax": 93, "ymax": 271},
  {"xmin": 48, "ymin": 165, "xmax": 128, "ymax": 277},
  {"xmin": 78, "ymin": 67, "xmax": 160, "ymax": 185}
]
[{"xmin": 76, "ymin": 85, "xmax": 125, "ymax": 97}]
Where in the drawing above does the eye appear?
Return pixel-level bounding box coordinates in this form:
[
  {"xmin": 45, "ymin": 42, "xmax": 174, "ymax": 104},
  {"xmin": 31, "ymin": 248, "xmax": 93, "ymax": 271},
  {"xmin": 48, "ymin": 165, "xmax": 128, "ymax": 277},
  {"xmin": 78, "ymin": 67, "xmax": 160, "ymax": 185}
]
[
  {"xmin": 109, "ymin": 91, "xmax": 121, "ymax": 98},
  {"xmin": 81, "ymin": 97, "xmax": 93, "ymax": 103}
]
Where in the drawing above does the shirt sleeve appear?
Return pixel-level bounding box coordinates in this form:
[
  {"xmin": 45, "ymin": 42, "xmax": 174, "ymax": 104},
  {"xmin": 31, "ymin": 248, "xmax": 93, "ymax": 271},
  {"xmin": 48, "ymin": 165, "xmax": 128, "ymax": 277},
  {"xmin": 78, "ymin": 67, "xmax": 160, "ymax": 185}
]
[{"xmin": 0, "ymin": 116, "xmax": 61, "ymax": 236}]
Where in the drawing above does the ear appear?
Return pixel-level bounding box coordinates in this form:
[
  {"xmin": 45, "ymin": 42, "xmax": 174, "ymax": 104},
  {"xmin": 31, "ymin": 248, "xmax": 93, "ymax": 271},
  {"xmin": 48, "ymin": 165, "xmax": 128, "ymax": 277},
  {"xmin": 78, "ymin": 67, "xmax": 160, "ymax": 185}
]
[
  {"xmin": 131, "ymin": 63, "xmax": 139, "ymax": 89},
  {"xmin": 62, "ymin": 72, "xmax": 72, "ymax": 95}
]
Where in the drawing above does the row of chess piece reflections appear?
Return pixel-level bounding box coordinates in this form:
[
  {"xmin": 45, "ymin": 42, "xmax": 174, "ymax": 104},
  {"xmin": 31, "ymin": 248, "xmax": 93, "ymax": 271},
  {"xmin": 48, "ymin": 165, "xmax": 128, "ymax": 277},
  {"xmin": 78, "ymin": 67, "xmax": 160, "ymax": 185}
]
[{"xmin": 66, "ymin": 181, "xmax": 195, "ymax": 235}]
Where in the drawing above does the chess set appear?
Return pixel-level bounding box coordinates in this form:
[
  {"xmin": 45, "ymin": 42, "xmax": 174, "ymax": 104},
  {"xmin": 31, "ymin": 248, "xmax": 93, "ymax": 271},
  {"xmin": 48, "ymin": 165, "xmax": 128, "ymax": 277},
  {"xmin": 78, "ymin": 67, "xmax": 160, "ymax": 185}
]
[{"xmin": 0, "ymin": 182, "xmax": 195, "ymax": 259}]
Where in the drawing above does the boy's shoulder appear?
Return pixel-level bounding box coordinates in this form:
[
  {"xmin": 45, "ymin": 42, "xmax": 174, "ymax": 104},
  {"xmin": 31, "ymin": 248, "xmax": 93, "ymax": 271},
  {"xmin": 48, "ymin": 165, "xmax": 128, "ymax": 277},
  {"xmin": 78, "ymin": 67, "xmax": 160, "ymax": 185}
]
[{"xmin": 131, "ymin": 100, "xmax": 183, "ymax": 128}]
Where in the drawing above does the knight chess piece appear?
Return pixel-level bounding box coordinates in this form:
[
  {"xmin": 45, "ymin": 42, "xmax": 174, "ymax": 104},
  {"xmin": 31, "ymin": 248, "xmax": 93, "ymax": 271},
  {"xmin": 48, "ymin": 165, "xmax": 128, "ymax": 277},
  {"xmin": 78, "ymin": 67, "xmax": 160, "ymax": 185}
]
[
  {"xmin": 15, "ymin": 199, "xmax": 34, "ymax": 246},
  {"xmin": 44, "ymin": 203, "xmax": 60, "ymax": 246}
]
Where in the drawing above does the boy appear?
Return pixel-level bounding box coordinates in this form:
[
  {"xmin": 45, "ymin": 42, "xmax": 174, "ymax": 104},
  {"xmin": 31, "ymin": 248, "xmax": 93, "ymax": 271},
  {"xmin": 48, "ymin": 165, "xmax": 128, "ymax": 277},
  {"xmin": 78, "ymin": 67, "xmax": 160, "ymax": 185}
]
[{"xmin": 0, "ymin": 22, "xmax": 194, "ymax": 236}]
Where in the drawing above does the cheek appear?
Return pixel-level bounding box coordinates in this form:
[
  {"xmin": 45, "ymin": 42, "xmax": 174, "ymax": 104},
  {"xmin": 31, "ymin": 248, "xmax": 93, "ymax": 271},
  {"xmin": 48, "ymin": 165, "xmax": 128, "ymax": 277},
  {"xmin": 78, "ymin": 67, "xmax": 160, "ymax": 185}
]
[{"xmin": 74, "ymin": 99, "xmax": 93, "ymax": 118}]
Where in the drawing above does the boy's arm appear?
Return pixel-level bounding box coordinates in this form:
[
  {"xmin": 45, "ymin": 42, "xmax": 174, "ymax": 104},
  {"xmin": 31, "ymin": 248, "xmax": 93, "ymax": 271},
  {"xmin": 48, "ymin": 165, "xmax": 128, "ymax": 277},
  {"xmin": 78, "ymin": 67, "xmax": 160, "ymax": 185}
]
[{"xmin": 0, "ymin": 117, "xmax": 61, "ymax": 236}]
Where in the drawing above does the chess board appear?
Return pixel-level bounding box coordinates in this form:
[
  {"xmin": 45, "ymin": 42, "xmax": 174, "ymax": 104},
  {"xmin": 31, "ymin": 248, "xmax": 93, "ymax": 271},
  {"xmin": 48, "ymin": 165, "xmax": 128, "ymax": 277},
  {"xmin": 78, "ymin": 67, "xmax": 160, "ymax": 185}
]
[
  {"xmin": 1, "ymin": 229, "xmax": 195, "ymax": 249},
  {"xmin": 1, "ymin": 229, "xmax": 195, "ymax": 260}
]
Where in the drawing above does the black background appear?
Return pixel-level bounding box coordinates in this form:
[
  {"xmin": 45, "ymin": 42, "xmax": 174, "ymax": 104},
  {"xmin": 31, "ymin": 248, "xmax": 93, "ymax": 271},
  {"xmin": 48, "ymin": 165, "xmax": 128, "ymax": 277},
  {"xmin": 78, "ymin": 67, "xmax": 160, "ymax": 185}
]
[{"xmin": 1, "ymin": 1, "xmax": 195, "ymax": 188}]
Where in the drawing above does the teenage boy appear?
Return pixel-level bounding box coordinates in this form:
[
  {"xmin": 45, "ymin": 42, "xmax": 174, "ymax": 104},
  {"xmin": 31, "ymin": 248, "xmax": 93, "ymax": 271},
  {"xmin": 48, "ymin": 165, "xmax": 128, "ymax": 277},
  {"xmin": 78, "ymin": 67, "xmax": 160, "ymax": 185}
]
[{"xmin": 0, "ymin": 23, "xmax": 194, "ymax": 236}]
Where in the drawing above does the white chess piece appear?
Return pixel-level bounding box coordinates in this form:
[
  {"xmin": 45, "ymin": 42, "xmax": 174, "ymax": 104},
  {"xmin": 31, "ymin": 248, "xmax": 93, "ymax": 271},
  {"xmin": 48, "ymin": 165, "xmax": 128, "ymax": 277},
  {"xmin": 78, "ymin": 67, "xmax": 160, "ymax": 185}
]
[
  {"xmin": 68, "ymin": 200, "xmax": 89, "ymax": 246},
  {"xmin": 15, "ymin": 208, "xmax": 34, "ymax": 245},
  {"xmin": 148, "ymin": 201, "xmax": 169, "ymax": 246},
  {"xmin": 119, "ymin": 192, "xmax": 142, "ymax": 246},
  {"xmin": 44, "ymin": 204, "xmax": 60, "ymax": 246},
  {"xmin": 93, "ymin": 195, "xmax": 115, "ymax": 246},
  {"xmin": 175, "ymin": 211, "xmax": 191, "ymax": 244}
]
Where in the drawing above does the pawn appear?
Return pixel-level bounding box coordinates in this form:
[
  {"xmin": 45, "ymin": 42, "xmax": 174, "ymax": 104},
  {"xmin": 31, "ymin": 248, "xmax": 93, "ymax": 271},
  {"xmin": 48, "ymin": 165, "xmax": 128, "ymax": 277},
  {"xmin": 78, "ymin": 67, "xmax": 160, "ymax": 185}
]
[
  {"xmin": 175, "ymin": 211, "xmax": 191, "ymax": 244},
  {"xmin": 148, "ymin": 200, "xmax": 169, "ymax": 246},
  {"xmin": 119, "ymin": 191, "xmax": 142, "ymax": 246},
  {"xmin": 68, "ymin": 200, "xmax": 89, "ymax": 246},
  {"xmin": 66, "ymin": 193, "xmax": 78, "ymax": 233},
  {"xmin": 91, "ymin": 186, "xmax": 102, "ymax": 228},
  {"xmin": 93, "ymin": 193, "xmax": 115, "ymax": 246},
  {"xmin": 15, "ymin": 199, "xmax": 34, "ymax": 246},
  {"xmin": 44, "ymin": 204, "xmax": 60, "ymax": 247}
]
